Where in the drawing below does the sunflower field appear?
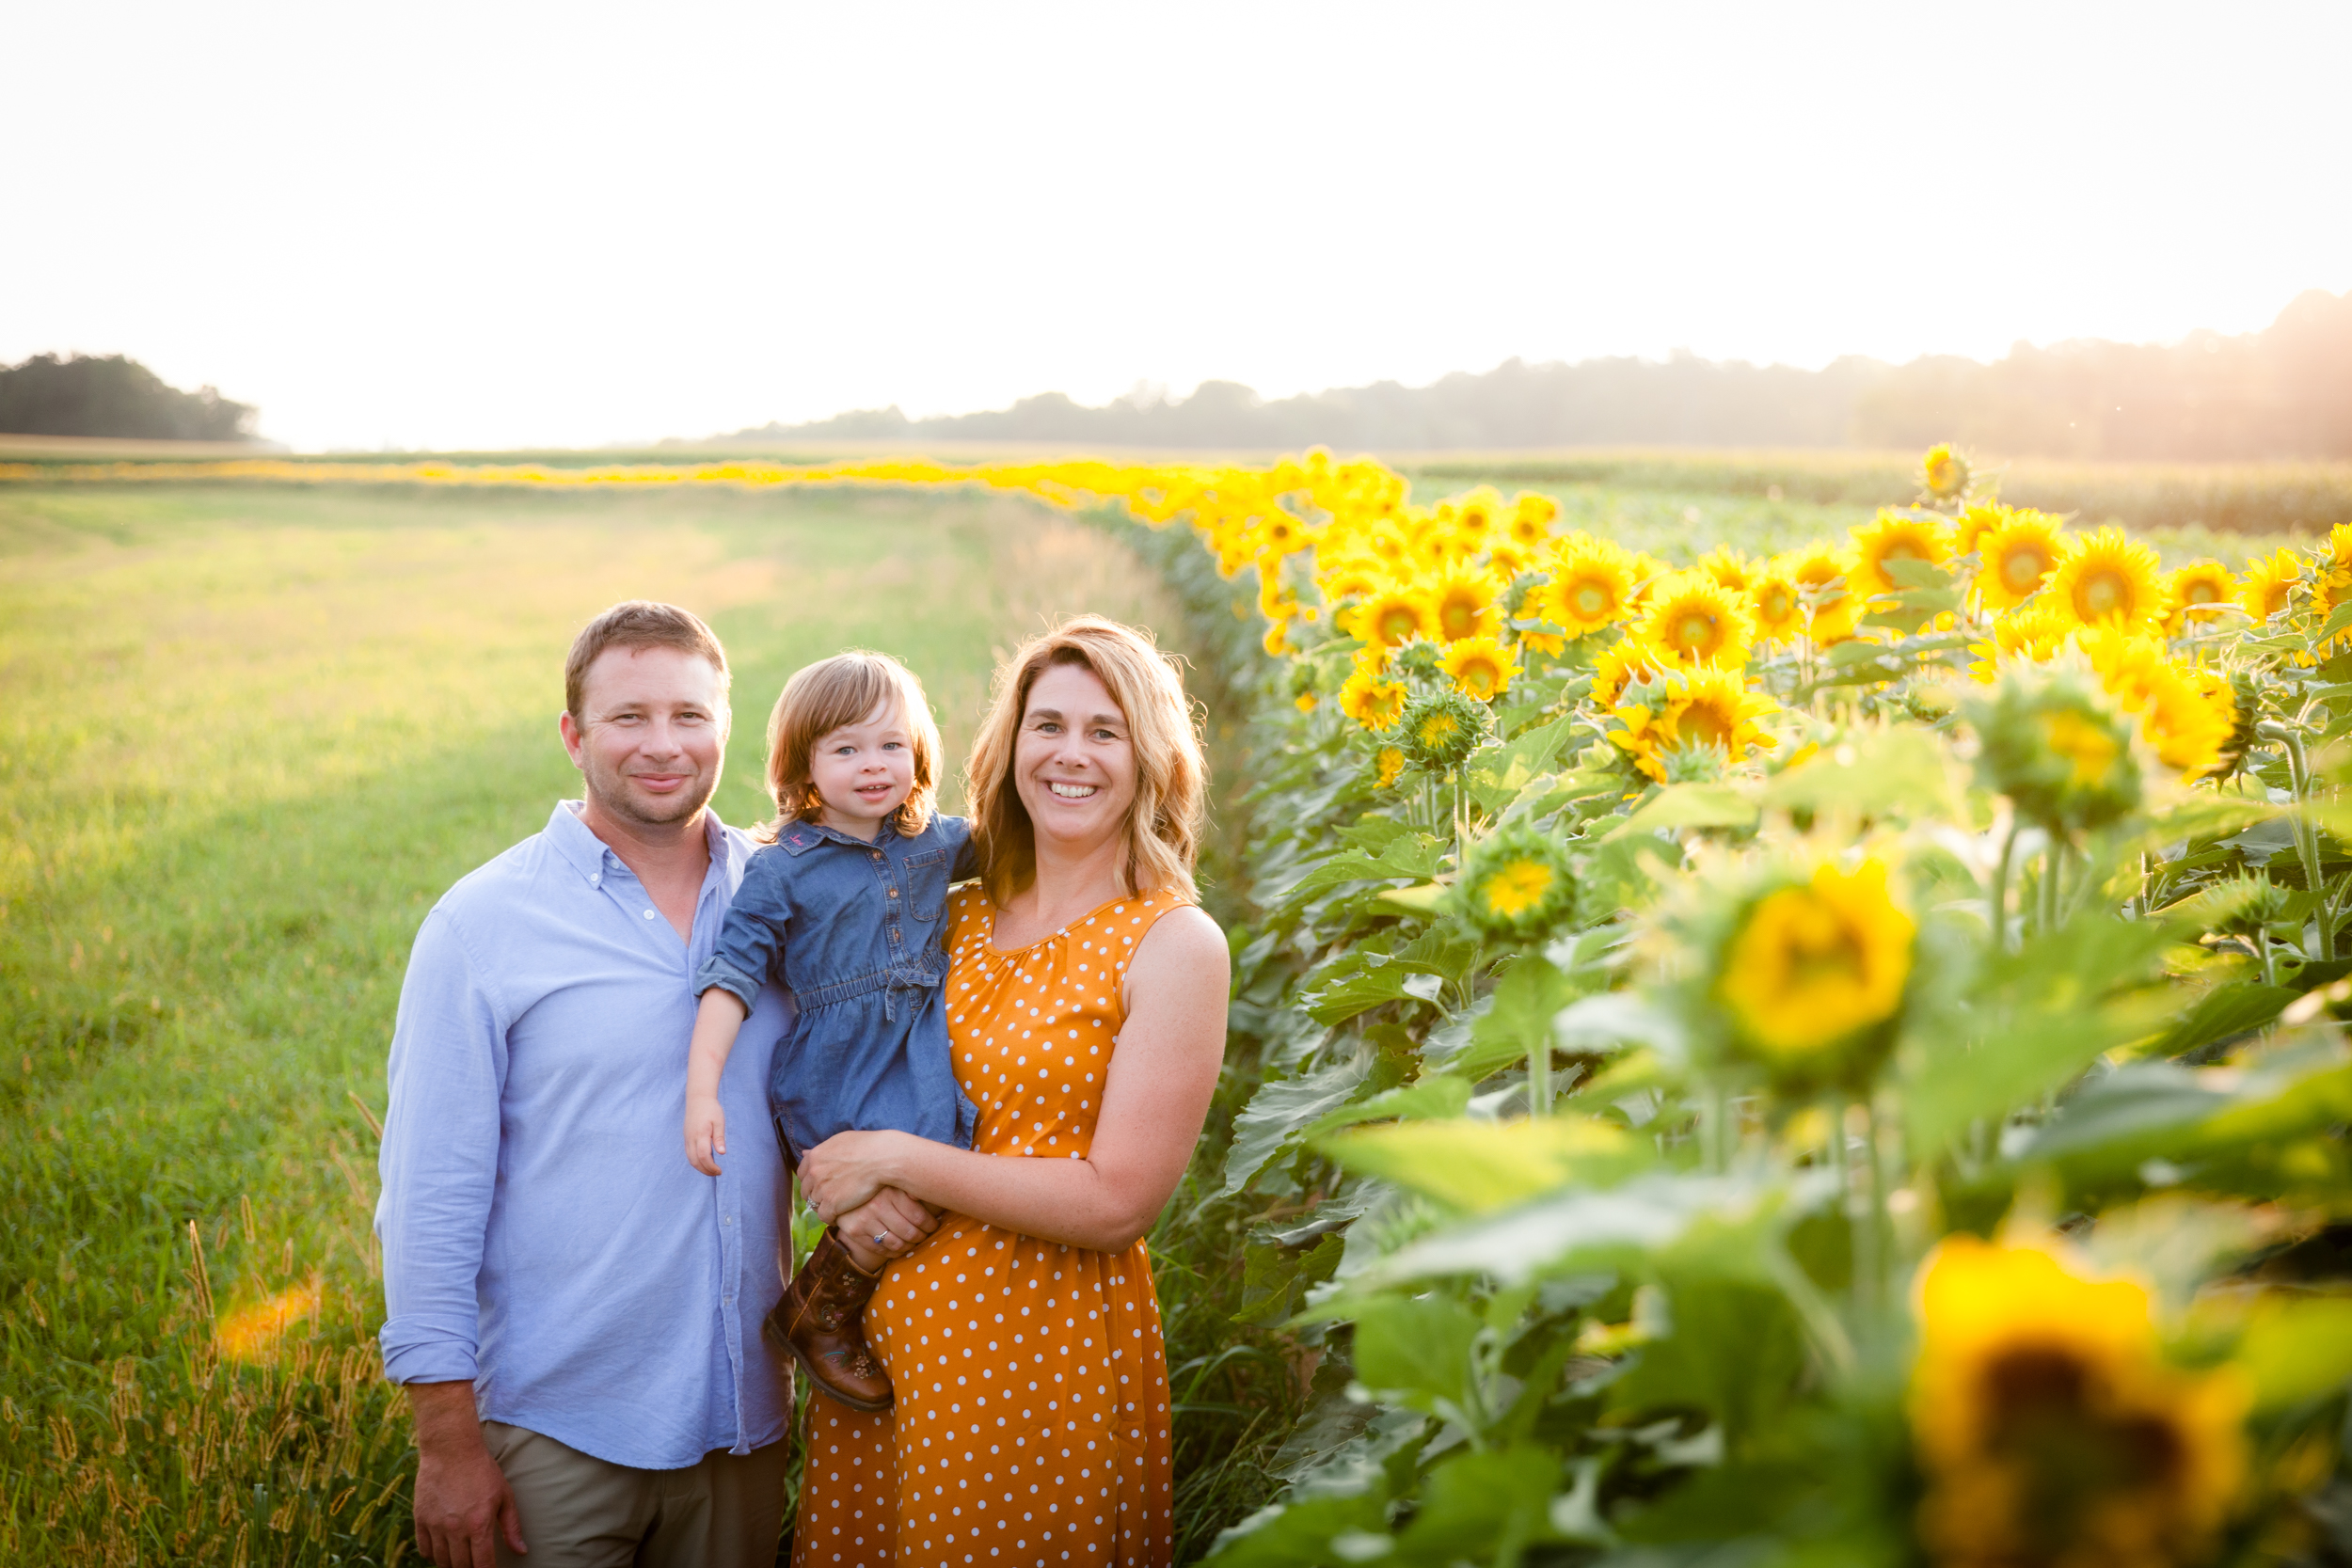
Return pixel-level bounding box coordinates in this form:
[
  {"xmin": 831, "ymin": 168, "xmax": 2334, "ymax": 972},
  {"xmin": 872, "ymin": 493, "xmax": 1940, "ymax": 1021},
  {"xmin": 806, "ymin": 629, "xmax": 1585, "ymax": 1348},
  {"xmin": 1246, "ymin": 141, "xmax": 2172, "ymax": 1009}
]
[
  {"xmin": 1100, "ymin": 445, "xmax": 2352, "ymax": 1567},
  {"xmin": 12, "ymin": 445, "xmax": 2352, "ymax": 1563}
]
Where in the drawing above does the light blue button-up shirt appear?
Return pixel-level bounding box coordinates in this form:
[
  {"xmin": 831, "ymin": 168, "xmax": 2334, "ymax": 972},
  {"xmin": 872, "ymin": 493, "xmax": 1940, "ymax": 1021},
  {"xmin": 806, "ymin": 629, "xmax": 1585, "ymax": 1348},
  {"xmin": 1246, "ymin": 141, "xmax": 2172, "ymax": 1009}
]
[{"xmin": 376, "ymin": 800, "xmax": 794, "ymax": 1469}]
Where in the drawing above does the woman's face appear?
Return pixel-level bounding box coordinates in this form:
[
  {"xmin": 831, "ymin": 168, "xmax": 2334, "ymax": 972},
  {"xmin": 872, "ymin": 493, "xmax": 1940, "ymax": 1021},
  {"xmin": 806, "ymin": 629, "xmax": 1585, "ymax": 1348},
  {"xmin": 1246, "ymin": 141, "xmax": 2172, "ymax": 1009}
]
[{"xmin": 1013, "ymin": 660, "xmax": 1138, "ymax": 861}]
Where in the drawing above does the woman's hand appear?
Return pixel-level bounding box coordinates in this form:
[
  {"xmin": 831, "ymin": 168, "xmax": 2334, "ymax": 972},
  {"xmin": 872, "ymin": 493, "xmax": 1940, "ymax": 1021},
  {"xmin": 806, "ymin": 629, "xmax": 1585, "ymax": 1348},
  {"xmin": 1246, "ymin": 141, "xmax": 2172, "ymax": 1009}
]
[
  {"xmin": 834, "ymin": 1189, "xmax": 942, "ymax": 1258},
  {"xmin": 684, "ymin": 1092, "xmax": 726, "ymax": 1177},
  {"xmin": 798, "ymin": 1129, "xmax": 912, "ymax": 1222}
]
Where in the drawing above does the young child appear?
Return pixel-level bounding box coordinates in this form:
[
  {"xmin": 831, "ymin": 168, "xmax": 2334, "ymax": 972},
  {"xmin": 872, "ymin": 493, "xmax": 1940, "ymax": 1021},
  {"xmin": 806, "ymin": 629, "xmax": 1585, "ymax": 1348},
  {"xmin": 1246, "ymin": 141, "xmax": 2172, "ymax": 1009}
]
[{"xmin": 684, "ymin": 650, "xmax": 977, "ymax": 1413}]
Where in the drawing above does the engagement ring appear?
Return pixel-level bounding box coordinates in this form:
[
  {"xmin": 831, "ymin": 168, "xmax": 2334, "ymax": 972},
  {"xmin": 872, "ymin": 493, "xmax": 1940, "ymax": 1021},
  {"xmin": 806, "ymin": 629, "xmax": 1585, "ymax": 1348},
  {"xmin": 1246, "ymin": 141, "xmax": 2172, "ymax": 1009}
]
[{"xmin": 873, "ymin": 1232, "xmax": 891, "ymax": 1246}]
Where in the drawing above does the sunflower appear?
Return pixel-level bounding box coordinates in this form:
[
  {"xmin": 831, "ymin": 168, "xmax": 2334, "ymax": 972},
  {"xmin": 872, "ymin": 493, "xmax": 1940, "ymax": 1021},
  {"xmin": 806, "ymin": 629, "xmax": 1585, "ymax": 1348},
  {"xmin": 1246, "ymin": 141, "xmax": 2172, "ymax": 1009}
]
[
  {"xmin": 2047, "ymin": 526, "xmax": 2166, "ymax": 631},
  {"xmin": 1967, "ymin": 602, "xmax": 2072, "ymax": 681},
  {"xmin": 1427, "ymin": 565, "xmax": 1503, "ymax": 644},
  {"xmin": 1963, "ymin": 659, "xmax": 2140, "ymax": 832},
  {"xmin": 1715, "ymin": 858, "xmax": 1913, "ymax": 1077},
  {"xmin": 1348, "ymin": 584, "xmax": 1440, "ymax": 649},
  {"xmin": 1610, "ymin": 664, "xmax": 1780, "ymax": 783},
  {"xmin": 1911, "ymin": 1237, "xmax": 2248, "ymax": 1568},
  {"xmin": 1505, "ymin": 491, "xmax": 1560, "ymax": 548},
  {"xmin": 1697, "ymin": 546, "xmax": 1755, "ymax": 594},
  {"xmin": 1316, "ymin": 556, "xmax": 1390, "ymax": 606},
  {"xmin": 1398, "ymin": 689, "xmax": 1489, "ymax": 772},
  {"xmin": 1440, "ymin": 634, "xmax": 1521, "ymax": 701},
  {"xmin": 1590, "ymin": 636, "xmax": 1670, "ymax": 710},
  {"xmin": 1783, "ymin": 542, "xmax": 1862, "ymax": 642},
  {"xmin": 1537, "ymin": 533, "xmax": 1638, "ymax": 637},
  {"xmin": 1920, "ymin": 443, "xmax": 1970, "ymax": 500},
  {"xmin": 1360, "ymin": 522, "xmax": 1413, "ymax": 571},
  {"xmin": 1626, "ymin": 553, "xmax": 1674, "ymax": 607},
  {"xmin": 1975, "ymin": 509, "xmax": 2067, "ymax": 611},
  {"xmin": 1449, "ymin": 826, "xmax": 1575, "ymax": 941},
  {"xmin": 1338, "ymin": 667, "xmax": 1410, "ymax": 733},
  {"xmin": 1372, "ymin": 744, "xmax": 1407, "ymax": 788},
  {"xmin": 2075, "ymin": 628, "xmax": 2236, "ymax": 780},
  {"xmin": 1451, "ymin": 487, "xmax": 1504, "ymax": 550},
  {"xmin": 1748, "ymin": 562, "xmax": 1808, "ymax": 642},
  {"xmin": 2164, "ymin": 560, "xmax": 2237, "ymax": 633},
  {"xmin": 2236, "ymin": 546, "xmax": 2302, "ymax": 624},
  {"xmin": 1851, "ymin": 509, "xmax": 1954, "ymax": 596},
  {"xmin": 1951, "ymin": 501, "xmax": 2009, "ymax": 558},
  {"xmin": 1639, "ymin": 571, "xmax": 1756, "ymax": 668}
]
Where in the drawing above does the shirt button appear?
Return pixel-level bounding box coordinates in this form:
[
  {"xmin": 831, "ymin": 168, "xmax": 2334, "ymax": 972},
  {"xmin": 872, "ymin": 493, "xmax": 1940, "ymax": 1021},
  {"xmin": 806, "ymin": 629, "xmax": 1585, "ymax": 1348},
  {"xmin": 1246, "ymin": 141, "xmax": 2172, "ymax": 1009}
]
[
  {"xmin": 591, "ymin": 875, "xmax": 601, "ymax": 886},
  {"xmin": 644, "ymin": 910, "xmax": 658, "ymax": 920},
  {"xmin": 887, "ymin": 888, "xmax": 899, "ymax": 899},
  {"xmin": 870, "ymin": 851, "xmax": 883, "ymax": 863}
]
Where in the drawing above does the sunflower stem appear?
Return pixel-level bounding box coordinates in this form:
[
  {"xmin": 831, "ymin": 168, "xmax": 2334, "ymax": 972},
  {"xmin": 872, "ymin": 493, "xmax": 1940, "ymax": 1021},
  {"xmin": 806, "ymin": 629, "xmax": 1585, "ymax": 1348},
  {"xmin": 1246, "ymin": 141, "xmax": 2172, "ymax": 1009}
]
[
  {"xmin": 1988, "ymin": 814, "xmax": 2017, "ymax": 956},
  {"xmin": 2281, "ymin": 731, "xmax": 2334, "ymax": 960},
  {"xmin": 1860, "ymin": 1097, "xmax": 1892, "ymax": 1318}
]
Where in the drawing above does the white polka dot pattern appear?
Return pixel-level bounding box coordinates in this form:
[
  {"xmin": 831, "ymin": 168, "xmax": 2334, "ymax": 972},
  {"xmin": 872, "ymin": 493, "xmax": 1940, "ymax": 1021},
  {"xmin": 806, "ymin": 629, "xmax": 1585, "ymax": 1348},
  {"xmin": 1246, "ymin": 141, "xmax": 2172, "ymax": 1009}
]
[{"xmin": 792, "ymin": 889, "xmax": 1183, "ymax": 1568}]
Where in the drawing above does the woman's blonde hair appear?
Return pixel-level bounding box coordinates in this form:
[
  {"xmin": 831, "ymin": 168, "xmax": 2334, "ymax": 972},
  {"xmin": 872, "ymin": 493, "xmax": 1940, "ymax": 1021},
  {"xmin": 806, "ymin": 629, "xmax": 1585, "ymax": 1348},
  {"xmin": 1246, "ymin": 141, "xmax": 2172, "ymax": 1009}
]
[
  {"xmin": 760, "ymin": 651, "xmax": 942, "ymax": 842},
  {"xmin": 965, "ymin": 615, "xmax": 1205, "ymax": 905}
]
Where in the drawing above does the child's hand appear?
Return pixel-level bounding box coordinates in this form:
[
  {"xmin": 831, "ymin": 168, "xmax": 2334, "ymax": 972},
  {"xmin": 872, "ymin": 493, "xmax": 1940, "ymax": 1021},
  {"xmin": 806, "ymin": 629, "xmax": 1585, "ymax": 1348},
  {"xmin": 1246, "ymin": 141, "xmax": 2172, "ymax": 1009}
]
[{"xmin": 685, "ymin": 1094, "xmax": 727, "ymax": 1177}]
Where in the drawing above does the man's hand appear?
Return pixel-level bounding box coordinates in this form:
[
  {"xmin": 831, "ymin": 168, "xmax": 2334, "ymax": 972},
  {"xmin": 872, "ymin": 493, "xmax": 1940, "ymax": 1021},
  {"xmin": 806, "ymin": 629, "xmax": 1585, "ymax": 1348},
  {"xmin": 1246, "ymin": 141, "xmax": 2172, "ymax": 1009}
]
[
  {"xmin": 684, "ymin": 1091, "xmax": 727, "ymax": 1177},
  {"xmin": 408, "ymin": 1382, "xmax": 526, "ymax": 1567}
]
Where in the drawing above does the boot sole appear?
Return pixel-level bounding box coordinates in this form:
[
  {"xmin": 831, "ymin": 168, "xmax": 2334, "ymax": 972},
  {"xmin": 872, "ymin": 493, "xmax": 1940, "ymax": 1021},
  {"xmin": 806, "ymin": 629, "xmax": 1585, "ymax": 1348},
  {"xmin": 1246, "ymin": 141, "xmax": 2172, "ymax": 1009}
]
[{"xmin": 763, "ymin": 1310, "xmax": 895, "ymax": 1415}]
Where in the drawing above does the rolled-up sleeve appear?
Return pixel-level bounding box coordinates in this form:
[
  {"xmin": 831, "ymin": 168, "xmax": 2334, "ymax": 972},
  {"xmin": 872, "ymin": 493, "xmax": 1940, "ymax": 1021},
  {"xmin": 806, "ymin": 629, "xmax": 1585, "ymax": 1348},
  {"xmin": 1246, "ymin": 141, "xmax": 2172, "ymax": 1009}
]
[
  {"xmin": 692, "ymin": 855, "xmax": 788, "ymax": 1014},
  {"xmin": 376, "ymin": 908, "xmax": 507, "ymax": 1386}
]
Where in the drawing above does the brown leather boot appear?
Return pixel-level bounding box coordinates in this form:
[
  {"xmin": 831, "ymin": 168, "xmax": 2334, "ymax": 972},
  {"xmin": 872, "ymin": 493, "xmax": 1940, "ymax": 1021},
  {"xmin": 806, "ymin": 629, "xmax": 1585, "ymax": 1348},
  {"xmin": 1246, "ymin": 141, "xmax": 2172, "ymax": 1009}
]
[{"xmin": 763, "ymin": 1227, "xmax": 893, "ymax": 1412}]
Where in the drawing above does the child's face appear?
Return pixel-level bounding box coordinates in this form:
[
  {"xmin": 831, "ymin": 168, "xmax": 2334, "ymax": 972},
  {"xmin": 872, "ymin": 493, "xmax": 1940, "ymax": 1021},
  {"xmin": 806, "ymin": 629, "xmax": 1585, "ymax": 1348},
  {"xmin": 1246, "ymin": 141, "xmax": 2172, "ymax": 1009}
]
[{"xmin": 809, "ymin": 699, "xmax": 916, "ymax": 836}]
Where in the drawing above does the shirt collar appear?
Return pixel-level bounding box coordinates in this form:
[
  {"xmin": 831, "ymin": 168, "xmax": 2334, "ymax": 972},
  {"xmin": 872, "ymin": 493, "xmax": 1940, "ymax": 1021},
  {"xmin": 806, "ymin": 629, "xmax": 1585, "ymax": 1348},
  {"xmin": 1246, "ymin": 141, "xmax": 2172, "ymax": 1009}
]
[
  {"xmin": 775, "ymin": 816, "xmax": 899, "ymax": 855},
  {"xmin": 547, "ymin": 799, "xmax": 736, "ymax": 884}
]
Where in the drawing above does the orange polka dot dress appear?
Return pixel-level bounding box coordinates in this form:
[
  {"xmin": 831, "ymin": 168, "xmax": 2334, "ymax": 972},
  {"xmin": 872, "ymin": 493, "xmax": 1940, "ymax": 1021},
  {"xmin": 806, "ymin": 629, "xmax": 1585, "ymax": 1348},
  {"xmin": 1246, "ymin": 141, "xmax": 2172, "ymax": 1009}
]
[{"xmin": 791, "ymin": 887, "xmax": 1184, "ymax": 1568}]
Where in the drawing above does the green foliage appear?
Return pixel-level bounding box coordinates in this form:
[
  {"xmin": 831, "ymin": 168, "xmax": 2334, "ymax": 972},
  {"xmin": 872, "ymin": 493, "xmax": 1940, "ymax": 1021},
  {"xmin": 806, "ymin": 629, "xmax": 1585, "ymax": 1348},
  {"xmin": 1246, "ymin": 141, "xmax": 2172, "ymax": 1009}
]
[{"xmin": 0, "ymin": 352, "xmax": 256, "ymax": 440}]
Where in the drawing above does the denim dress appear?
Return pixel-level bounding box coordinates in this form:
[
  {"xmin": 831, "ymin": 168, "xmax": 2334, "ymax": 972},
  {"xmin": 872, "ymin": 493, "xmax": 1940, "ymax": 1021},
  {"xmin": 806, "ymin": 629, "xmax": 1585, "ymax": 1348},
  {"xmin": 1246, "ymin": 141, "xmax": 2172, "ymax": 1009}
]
[{"xmin": 693, "ymin": 814, "xmax": 980, "ymax": 1164}]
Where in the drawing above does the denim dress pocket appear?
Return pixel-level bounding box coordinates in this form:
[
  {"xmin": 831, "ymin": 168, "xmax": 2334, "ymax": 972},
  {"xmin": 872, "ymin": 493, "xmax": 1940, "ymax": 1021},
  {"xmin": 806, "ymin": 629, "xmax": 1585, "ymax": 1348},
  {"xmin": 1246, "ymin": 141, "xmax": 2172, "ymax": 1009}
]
[{"xmin": 902, "ymin": 847, "xmax": 951, "ymax": 923}]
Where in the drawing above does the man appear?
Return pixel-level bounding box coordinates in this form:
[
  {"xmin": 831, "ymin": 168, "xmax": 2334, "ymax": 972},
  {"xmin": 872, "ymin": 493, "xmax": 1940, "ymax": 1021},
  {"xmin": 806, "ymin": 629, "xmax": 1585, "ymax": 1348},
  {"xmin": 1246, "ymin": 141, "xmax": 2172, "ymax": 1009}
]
[{"xmin": 377, "ymin": 601, "xmax": 796, "ymax": 1568}]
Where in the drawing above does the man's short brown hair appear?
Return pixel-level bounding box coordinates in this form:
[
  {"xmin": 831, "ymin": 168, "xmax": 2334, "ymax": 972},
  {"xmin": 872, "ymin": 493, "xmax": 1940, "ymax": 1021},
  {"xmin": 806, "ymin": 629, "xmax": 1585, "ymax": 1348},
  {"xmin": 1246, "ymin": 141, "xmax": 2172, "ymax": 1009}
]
[{"xmin": 564, "ymin": 601, "xmax": 732, "ymax": 720}]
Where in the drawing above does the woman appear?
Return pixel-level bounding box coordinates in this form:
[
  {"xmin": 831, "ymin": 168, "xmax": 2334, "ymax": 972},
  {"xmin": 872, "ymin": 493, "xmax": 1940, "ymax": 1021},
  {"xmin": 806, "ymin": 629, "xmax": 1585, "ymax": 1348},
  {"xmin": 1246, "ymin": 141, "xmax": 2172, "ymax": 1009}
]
[{"xmin": 792, "ymin": 615, "xmax": 1231, "ymax": 1568}]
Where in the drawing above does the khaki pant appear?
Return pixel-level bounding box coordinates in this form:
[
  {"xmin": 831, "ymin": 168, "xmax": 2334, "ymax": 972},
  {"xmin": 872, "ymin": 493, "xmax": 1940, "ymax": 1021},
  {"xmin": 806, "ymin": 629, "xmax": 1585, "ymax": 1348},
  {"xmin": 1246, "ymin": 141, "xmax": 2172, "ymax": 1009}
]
[{"xmin": 483, "ymin": 1420, "xmax": 788, "ymax": 1568}]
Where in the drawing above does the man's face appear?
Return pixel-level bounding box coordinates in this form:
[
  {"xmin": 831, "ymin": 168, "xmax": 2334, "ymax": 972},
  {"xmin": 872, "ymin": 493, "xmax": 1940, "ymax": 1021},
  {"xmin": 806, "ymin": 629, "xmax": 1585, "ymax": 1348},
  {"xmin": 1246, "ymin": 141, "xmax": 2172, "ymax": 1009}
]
[{"xmin": 560, "ymin": 644, "xmax": 728, "ymax": 831}]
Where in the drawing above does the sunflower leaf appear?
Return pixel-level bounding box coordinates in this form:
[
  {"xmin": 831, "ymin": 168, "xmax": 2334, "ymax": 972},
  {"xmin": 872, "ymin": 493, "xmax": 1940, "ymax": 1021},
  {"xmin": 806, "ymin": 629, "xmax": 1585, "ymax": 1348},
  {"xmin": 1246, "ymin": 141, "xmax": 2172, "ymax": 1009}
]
[
  {"xmin": 1606, "ymin": 783, "xmax": 1757, "ymax": 840},
  {"xmin": 1224, "ymin": 1056, "xmax": 1375, "ymax": 1194}
]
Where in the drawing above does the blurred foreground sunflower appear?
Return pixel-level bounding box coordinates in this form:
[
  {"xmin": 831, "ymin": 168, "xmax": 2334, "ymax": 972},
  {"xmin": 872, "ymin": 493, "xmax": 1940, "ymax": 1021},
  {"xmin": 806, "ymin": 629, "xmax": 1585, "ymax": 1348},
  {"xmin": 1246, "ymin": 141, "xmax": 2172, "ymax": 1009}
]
[
  {"xmin": 1505, "ymin": 490, "xmax": 1559, "ymax": 548},
  {"xmin": 1911, "ymin": 1237, "xmax": 2247, "ymax": 1568},
  {"xmin": 1372, "ymin": 743, "xmax": 1407, "ymax": 789},
  {"xmin": 1697, "ymin": 546, "xmax": 1755, "ymax": 594},
  {"xmin": 1964, "ymin": 658, "xmax": 2140, "ymax": 831},
  {"xmin": 1714, "ymin": 857, "xmax": 1913, "ymax": 1083}
]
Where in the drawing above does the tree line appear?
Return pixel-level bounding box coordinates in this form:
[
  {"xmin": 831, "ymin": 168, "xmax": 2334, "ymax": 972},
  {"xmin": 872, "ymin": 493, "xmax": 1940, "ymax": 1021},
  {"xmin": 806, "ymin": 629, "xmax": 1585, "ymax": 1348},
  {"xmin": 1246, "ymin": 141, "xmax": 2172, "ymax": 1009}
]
[
  {"xmin": 0, "ymin": 354, "xmax": 257, "ymax": 441},
  {"xmin": 733, "ymin": 288, "xmax": 2352, "ymax": 459}
]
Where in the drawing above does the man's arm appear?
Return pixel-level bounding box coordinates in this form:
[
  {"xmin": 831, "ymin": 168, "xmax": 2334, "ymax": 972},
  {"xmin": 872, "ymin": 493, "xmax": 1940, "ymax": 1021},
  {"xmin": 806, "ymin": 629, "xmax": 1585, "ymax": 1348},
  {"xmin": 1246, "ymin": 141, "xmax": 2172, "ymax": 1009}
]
[
  {"xmin": 377, "ymin": 909, "xmax": 519, "ymax": 1567},
  {"xmin": 407, "ymin": 1381, "xmax": 525, "ymax": 1566}
]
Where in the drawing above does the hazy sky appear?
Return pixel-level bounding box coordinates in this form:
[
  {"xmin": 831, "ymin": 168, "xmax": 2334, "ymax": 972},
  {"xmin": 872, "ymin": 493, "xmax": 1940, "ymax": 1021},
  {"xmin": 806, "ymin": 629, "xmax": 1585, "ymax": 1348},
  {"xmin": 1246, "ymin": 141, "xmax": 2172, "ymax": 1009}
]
[{"xmin": 8, "ymin": 2, "xmax": 2348, "ymax": 451}]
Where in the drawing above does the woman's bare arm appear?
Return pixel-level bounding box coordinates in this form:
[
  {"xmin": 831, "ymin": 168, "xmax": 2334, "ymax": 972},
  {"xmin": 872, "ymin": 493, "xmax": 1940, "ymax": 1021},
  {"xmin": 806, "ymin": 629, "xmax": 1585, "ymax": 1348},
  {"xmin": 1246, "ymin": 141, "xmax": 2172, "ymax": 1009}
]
[{"xmin": 796, "ymin": 906, "xmax": 1229, "ymax": 1253}]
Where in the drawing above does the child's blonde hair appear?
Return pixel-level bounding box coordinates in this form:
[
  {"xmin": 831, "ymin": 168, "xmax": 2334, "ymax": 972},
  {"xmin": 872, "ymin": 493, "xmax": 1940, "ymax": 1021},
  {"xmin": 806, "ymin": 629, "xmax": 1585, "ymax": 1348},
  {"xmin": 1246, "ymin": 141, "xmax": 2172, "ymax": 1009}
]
[{"xmin": 760, "ymin": 651, "xmax": 942, "ymax": 842}]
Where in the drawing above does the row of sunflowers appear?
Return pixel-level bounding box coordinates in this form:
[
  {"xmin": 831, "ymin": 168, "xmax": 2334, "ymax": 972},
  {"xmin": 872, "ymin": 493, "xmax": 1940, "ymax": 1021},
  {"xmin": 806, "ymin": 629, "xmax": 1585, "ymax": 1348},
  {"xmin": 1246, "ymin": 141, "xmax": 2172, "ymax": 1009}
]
[
  {"xmin": 1094, "ymin": 447, "xmax": 2352, "ymax": 1567},
  {"xmin": 24, "ymin": 448, "xmax": 2352, "ymax": 1562}
]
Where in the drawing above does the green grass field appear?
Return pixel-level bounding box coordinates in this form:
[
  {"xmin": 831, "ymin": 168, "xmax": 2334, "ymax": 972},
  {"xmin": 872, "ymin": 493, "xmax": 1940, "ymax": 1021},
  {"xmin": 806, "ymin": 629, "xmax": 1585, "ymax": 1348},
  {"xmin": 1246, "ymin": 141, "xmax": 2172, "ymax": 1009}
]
[{"xmin": 0, "ymin": 480, "xmax": 1183, "ymax": 1562}]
